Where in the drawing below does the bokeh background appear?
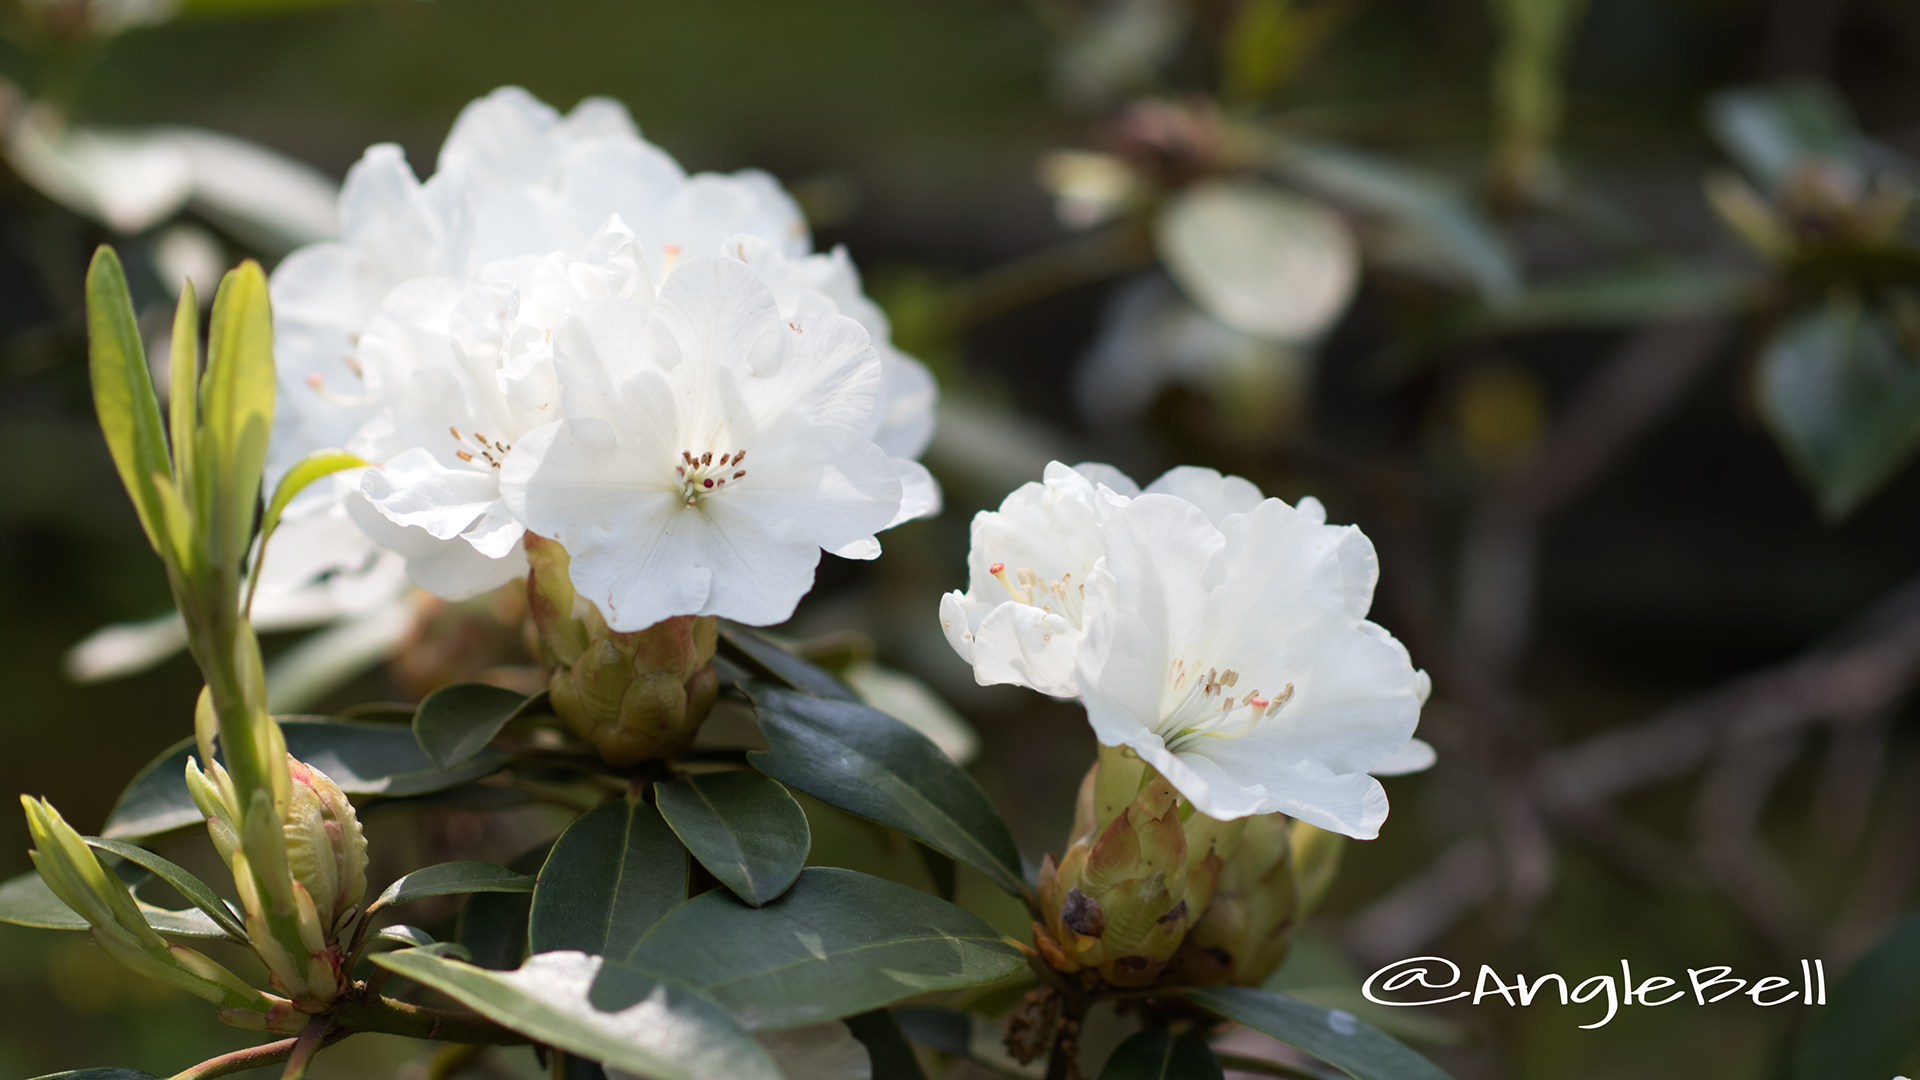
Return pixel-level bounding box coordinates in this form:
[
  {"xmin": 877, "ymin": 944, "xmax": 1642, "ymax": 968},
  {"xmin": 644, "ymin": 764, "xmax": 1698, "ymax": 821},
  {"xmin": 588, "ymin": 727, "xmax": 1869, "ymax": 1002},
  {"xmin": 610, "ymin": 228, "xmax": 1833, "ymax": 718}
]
[{"xmin": 2, "ymin": 0, "xmax": 1919, "ymax": 1077}]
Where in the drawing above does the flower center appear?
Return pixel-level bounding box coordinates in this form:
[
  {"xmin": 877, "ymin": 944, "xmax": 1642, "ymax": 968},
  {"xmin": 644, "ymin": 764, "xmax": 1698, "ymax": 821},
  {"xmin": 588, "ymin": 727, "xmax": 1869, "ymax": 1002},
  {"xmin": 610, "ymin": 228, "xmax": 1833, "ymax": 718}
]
[
  {"xmin": 1160, "ymin": 661, "xmax": 1293, "ymax": 750},
  {"xmin": 676, "ymin": 449, "xmax": 747, "ymax": 507},
  {"xmin": 988, "ymin": 561, "xmax": 1088, "ymax": 628},
  {"xmin": 448, "ymin": 426, "xmax": 511, "ymax": 469}
]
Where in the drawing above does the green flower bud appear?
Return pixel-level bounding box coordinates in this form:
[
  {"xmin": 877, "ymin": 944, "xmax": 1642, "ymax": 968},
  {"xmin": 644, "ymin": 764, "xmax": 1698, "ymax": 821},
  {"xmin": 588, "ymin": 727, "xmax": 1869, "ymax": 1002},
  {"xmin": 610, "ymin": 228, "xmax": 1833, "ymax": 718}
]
[
  {"xmin": 1168, "ymin": 816, "xmax": 1348, "ymax": 987},
  {"xmin": 1033, "ymin": 755, "xmax": 1229, "ymax": 988},
  {"xmin": 527, "ymin": 534, "xmax": 720, "ymax": 765},
  {"xmin": 20, "ymin": 796, "xmax": 269, "ymax": 1013}
]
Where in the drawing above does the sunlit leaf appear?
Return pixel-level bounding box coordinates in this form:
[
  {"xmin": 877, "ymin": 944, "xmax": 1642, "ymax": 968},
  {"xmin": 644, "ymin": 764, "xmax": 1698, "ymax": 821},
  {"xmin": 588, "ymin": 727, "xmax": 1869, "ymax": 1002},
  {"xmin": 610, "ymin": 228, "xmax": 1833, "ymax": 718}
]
[
  {"xmin": 84, "ymin": 246, "xmax": 172, "ymax": 558},
  {"xmin": 250, "ymin": 448, "xmax": 367, "ymax": 603},
  {"xmin": 656, "ymin": 772, "xmax": 809, "ymax": 906},
  {"xmin": 747, "ymin": 683, "xmax": 1026, "ymax": 898},
  {"xmin": 0, "ymin": 870, "xmax": 230, "ymax": 940},
  {"xmin": 375, "ymin": 949, "xmax": 781, "ymax": 1080},
  {"xmin": 197, "ymin": 260, "xmax": 275, "ymax": 576},
  {"xmin": 531, "ymin": 798, "xmax": 687, "ymax": 958},
  {"xmin": 83, "ymin": 837, "xmax": 247, "ymax": 942},
  {"xmin": 370, "ymin": 861, "xmax": 536, "ymax": 913},
  {"xmin": 625, "ymin": 867, "xmax": 1024, "ymax": 1031}
]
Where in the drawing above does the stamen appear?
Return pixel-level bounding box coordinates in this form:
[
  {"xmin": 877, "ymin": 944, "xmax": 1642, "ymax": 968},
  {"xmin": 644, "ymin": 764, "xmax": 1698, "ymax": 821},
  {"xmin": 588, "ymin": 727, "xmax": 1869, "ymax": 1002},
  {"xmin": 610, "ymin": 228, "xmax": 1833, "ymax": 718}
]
[
  {"xmin": 733, "ymin": 470, "xmax": 746, "ymax": 479},
  {"xmin": 456, "ymin": 450, "xmax": 474, "ymax": 462},
  {"xmin": 449, "ymin": 426, "xmax": 461, "ymax": 440}
]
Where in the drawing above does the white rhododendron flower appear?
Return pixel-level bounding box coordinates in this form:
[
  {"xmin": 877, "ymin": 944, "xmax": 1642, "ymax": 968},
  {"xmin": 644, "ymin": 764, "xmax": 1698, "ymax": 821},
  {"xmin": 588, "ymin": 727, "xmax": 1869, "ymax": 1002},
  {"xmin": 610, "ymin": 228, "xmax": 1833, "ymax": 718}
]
[
  {"xmin": 260, "ymin": 84, "xmax": 939, "ymax": 611},
  {"xmin": 939, "ymin": 461, "xmax": 1264, "ymax": 697},
  {"xmin": 501, "ymin": 255, "xmax": 904, "ymax": 631},
  {"xmin": 1076, "ymin": 493, "xmax": 1428, "ymax": 837}
]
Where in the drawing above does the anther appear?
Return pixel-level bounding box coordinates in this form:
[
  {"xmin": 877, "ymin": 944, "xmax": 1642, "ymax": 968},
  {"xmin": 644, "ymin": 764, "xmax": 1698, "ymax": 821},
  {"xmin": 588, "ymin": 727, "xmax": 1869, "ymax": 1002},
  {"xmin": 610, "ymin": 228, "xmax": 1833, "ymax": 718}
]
[
  {"xmin": 449, "ymin": 426, "xmax": 461, "ymax": 440},
  {"xmin": 701, "ymin": 451, "xmax": 712, "ymax": 466},
  {"xmin": 456, "ymin": 450, "xmax": 474, "ymax": 462},
  {"xmin": 718, "ymin": 453, "xmax": 732, "ymax": 466},
  {"xmin": 732, "ymin": 470, "xmax": 745, "ymax": 479}
]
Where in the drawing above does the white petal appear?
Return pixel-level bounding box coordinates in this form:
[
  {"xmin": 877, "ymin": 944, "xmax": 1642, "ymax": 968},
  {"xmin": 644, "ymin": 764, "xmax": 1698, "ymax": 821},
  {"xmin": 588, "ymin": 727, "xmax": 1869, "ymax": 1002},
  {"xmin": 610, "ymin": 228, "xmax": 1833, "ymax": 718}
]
[
  {"xmin": 347, "ymin": 492, "xmax": 525, "ymax": 601},
  {"xmin": 831, "ymin": 537, "xmax": 882, "ymax": 560},
  {"xmin": 938, "ymin": 590, "xmax": 977, "ymax": 663},
  {"xmin": 1144, "ymin": 465, "xmax": 1265, "ymax": 525},
  {"xmin": 360, "ymin": 447, "xmax": 504, "ymax": 540},
  {"xmin": 883, "ymin": 458, "xmax": 942, "ymax": 529},
  {"xmin": 164, "ymin": 127, "xmax": 339, "ymax": 250},
  {"xmin": 1068, "ymin": 461, "xmax": 1141, "ymax": 498},
  {"xmin": 1368, "ymin": 738, "xmax": 1436, "ymax": 776},
  {"xmin": 974, "ymin": 602, "xmax": 1084, "ymax": 698}
]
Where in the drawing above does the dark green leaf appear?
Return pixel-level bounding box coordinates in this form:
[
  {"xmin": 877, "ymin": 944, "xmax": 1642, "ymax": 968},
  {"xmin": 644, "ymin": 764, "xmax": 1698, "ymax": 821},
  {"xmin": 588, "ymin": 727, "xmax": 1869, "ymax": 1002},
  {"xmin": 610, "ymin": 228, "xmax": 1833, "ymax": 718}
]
[
  {"xmin": 460, "ymin": 843, "xmax": 548, "ymax": 972},
  {"xmin": 102, "ymin": 720, "xmax": 511, "ymax": 840},
  {"xmin": 656, "ymin": 772, "xmax": 809, "ymax": 906},
  {"xmin": 747, "ymin": 684, "xmax": 1026, "ymax": 898},
  {"xmin": 1098, "ymin": 1029, "xmax": 1224, "ymax": 1080},
  {"xmin": 893, "ymin": 1006, "xmax": 973, "ymax": 1056},
  {"xmin": 371, "ymin": 861, "xmax": 536, "ymax": 913},
  {"xmin": 915, "ymin": 842, "xmax": 957, "ymax": 902},
  {"xmin": 531, "ymin": 798, "xmax": 687, "ymax": 958},
  {"xmin": 375, "ymin": 949, "xmax": 780, "ymax": 1080},
  {"xmin": 1792, "ymin": 909, "xmax": 1920, "ymax": 1080},
  {"xmin": 1707, "ymin": 82, "xmax": 1867, "ymax": 190},
  {"xmin": 84, "ymin": 246, "xmax": 172, "ymax": 559},
  {"xmin": 83, "ymin": 837, "xmax": 247, "ymax": 942},
  {"xmin": 719, "ymin": 627, "xmax": 860, "ymax": 700},
  {"xmin": 1185, "ymin": 987, "xmax": 1454, "ymax": 1080},
  {"xmin": 625, "ymin": 866, "xmax": 1024, "ymax": 1030},
  {"xmin": 1756, "ymin": 301, "xmax": 1920, "ymax": 518},
  {"xmin": 0, "ymin": 870, "xmax": 230, "ymax": 940},
  {"xmin": 369, "ymin": 925, "xmax": 436, "ymax": 950},
  {"xmin": 845, "ymin": 1010, "xmax": 931, "ymax": 1080},
  {"xmin": 414, "ymin": 683, "xmax": 534, "ymax": 772}
]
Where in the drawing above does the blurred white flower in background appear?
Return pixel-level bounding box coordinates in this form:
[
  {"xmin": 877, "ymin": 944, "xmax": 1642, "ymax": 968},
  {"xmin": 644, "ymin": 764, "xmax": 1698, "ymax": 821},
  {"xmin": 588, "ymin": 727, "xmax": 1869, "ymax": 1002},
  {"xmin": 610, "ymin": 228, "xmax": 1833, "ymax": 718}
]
[{"xmin": 1154, "ymin": 179, "xmax": 1358, "ymax": 341}]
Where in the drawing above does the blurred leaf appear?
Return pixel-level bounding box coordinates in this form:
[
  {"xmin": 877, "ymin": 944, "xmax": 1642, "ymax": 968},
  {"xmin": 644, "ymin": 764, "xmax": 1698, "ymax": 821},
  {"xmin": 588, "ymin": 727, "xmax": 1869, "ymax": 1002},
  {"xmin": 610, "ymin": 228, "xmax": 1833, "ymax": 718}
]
[
  {"xmin": 844, "ymin": 1010, "xmax": 931, "ymax": 1080},
  {"xmin": 1756, "ymin": 298, "xmax": 1920, "ymax": 518},
  {"xmin": 1269, "ymin": 139, "xmax": 1520, "ymax": 302},
  {"xmin": 746, "ymin": 683, "xmax": 1027, "ymax": 898},
  {"xmin": 1792, "ymin": 910, "xmax": 1920, "ymax": 1080},
  {"xmin": 1097, "ymin": 1029, "xmax": 1224, "ymax": 1080},
  {"xmin": 531, "ymin": 798, "xmax": 688, "ymax": 958},
  {"xmin": 1184, "ymin": 987, "xmax": 1454, "ymax": 1080},
  {"xmin": 842, "ymin": 660, "xmax": 980, "ymax": 764},
  {"xmin": 1470, "ymin": 264, "xmax": 1751, "ymax": 334},
  {"xmin": 0, "ymin": 870, "xmax": 230, "ymax": 939},
  {"xmin": 625, "ymin": 867, "xmax": 1025, "ymax": 1031},
  {"xmin": 1155, "ymin": 180, "xmax": 1358, "ymax": 341},
  {"xmin": 371, "ymin": 861, "xmax": 536, "ymax": 913},
  {"xmin": 893, "ymin": 1005, "xmax": 972, "ymax": 1056},
  {"xmin": 459, "ymin": 843, "xmax": 549, "ymax": 972},
  {"xmin": 84, "ymin": 246, "xmax": 172, "ymax": 559},
  {"xmin": 719, "ymin": 626, "xmax": 861, "ymax": 701},
  {"xmin": 82, "ymin": 837, "xmax": 247, "ymax": 942},
  {"xmin": 1707, "ymin": 82, "xmax": 1866, "ymax": 190},
  {"xmin": 413, "ymin": 682, "xmax": 532, "ymax": 771},
  {"xmin": 656, "ymin": 772, "xmax": 810, "ymax": 907},
  {"xmin": 375, "ymin": 950, "xmax": 780, "ymax": 1080},
  {"xmin": 102, "ymin": 720, "xmax": 511, "ymax": 839}
]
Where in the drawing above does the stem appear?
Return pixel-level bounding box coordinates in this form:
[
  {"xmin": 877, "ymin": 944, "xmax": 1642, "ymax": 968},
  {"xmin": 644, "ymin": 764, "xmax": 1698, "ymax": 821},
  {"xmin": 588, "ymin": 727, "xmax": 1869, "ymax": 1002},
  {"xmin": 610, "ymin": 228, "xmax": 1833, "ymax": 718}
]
[
  {"xmin": 167, "ymin": 1032, "xmax": 351, "ymax": 1080},
  {"xmin": 1213, "ymin": 1052, "xmax": 1333, "ymax": 1080},
  {"xmin": 279, "ymin": 1017, "xmax": 330, "ymax": 1080},
  {"xmin": 331, "ymin": 991, "xmax": 536, "ymax": 1046},
  {"xmin": 1044, "ymin": 992, "xmax": 1091, "ymax": 1080}
]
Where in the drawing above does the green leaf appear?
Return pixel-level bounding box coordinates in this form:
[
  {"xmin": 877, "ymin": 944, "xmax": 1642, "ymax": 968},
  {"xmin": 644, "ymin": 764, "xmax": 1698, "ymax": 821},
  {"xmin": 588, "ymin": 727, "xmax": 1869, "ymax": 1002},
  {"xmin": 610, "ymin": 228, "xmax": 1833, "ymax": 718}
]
[
  {"xmin": 1791, "ymin": 909, "xmax": 1920, "ymax": 1080},
  {"xmin": 83, "ymin": 837, "xmax": 248, "ymax": 942},
  {"xmin": 625, "ymin": 866, "xmax": 1024, "ymax": 1031},
  {"xmin": 370, "ymin": 861, "xmax": 536, "ymax": 913},
  {"xmin": 168, "ymin": 282, "xmax": 199, "ymax": 497},
  {"xmin": 531, "ymin": 798, "xmax": 687, "ymax": 958},
  {"xmin": 656, "ymin": 772, "xmax": 810, "ymax": 907},
  {"xmin": 375, "ymin": 949, "xmax": 781, "ymax": 1080},
  {"xmin": 0, "ymin": 870, "xmax": 230, "ymax": 940},
  {"xmin": 249, "ymin": 448, "xmax": 368, "ymax": 607},
  {"xmin": 844, "ymin": 1010, "xmax": 931, "ymax": 1080},
  {"xmin": 102, "ymin": 720, "xmax": 511, "ymax": 840},
  {"xmin": 1098, "ymin": 1029, "xmax": 1225, "ymax": 1080},
  {"xmin": 746, "ymin": 684, "xmax": 1026, "ymax": 898},
  {"xmin": 197, "ymin": 260, "xmax": 276, "ymax": 574},
  {"xmin": 1471, "ymin": 264, "xmax": 1752, "ymax": 334},
  {"xmin": 1185, "ymin": 987, "xmax": 1454, "ymax": 1080},
  {"xmin": 459, "ymin": 842, "xmax": 547, "ymax": 972},
  {"xmin": 1268, "ymin": 139, "xmax": 1520, "ymax": 302},
  {"xmin": 718, "ymin": 627, "xmax": 860, "ymax": 700},
  {"xmin": 368, "ymin": 925, "xmax": 436, "ymax": 950},
  {"xmin": 1706, "ymin": 81, "xmax": 1867, "ymax": 191},
  {"xmin": 1756, "ymin": 300, "xmax": 1920, "ymax": 518},
  {"xmin": 413, "ymin": 683, "xmax": 533, "ymax": 772},
  {"xmin": 84, "ymin": 246, "xmax": 172, "ymax": 559}
]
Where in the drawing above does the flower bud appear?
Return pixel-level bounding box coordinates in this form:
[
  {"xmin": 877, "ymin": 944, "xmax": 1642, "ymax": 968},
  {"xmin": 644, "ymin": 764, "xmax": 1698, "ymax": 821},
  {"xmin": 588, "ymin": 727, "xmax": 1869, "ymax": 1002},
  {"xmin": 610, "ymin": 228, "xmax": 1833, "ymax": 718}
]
[
  {"xmin": 1167, "ymin": 812, "xmax": 1295, "ymax": 986},
  {"xmin": 19, "ymin": 796, "xmax": 270, "ymax": 1014},
  {"xmin": 526, "ymin": 534, "xmax": 720, "ymax": 765},
  {"xmin": 1032, "ymin": 757, "xmax": 1229, "ymax": 988}
]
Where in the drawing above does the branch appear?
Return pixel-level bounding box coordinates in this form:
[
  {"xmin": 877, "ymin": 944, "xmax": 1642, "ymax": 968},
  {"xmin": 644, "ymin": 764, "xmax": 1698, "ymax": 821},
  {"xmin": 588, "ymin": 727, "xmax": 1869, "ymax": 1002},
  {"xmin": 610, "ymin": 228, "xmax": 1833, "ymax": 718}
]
[
  {"xmin": 165, "ymin": 990, "xmax": 532, "ymax": 1080},
  {"xmin": 167, "ymin": 1032, "xmax": 351, "ymax": 1080}
]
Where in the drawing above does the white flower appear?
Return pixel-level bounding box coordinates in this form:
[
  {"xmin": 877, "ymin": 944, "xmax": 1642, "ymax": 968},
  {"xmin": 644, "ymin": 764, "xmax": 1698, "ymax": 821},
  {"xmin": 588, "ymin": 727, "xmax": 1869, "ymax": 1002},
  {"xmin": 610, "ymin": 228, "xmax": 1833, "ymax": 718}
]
[
  {"xmin": 938, "ymin": 460, "xmax": 1263, "ymax": 697},
  {"xmin": 265, "ymin": 85, "xmax": 939, "ymax": 603},
  {"xmin": 500, "ymin": 255, "xmax": 903, "ymax": 631},
  {"xmin": 1074, "ymin": 492, "xmax": 1427, "ymax": 837}
]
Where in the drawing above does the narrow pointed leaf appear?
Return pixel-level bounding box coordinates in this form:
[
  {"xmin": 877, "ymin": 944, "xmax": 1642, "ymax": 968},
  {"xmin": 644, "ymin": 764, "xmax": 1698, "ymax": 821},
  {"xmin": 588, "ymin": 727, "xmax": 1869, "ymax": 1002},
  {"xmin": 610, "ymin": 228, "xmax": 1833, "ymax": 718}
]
[
  {"xmin": 198, "ymin": 260, "xmax": 275, "ymax": 573},
  {"xmin": 372, "ymin": 861, "xmax": 536, "ymax": 913},
  {"xmin": 746, "ymin": 683, "xmax": 1026, "ymax": 898},
  {"xmin": 84, "ymin": 246, "xmax": 172, "ymax": 557},
  {"xmin": 169, "ymin": 282, "xmax": 198, "ymax": 495},
  {"xmin": 375, "ymin": 949, "xmax": 781, "ymax": 1080},
  {"xmin": 83, "ymin": 837, "xmax": 247, "ymax": 942},
  {"xmin": 413, "ymin": 683, "xmax": 533, "ymax": 772},
  {"xmin": 1098, "ymin": 1029, "xmax": 1224, "ymax": 1080},
  {"xmin": 625, "ymin": 866, "xmax": 1024, "ymax": 1031},
  {"xmin": 249, "ymin": 449, "xmax": 368, "ymax": 606},
  {"xmin": 656, "ymin": 772, "xmax": 809, "ymax": 906},
  {"xmin": 531, "ymin": 798, "xmax": 687, "ymax": 958},
  {"xmin": 102, "ymin": 721, "xmax": 511, "ymax": 840},
  {"xmin": 1184, "ymin": 987, "xmax": 1454, "ymax": 1080},
  {"xmin": 369, "ymin": 925, "xmax": 436, "ymax": 950},
  {"xmin": 0, "ymin": 870, "xmax": 230, "ymax": 939},
  {"xmin": 718, "ymin": 627, "xmax": 860, "ymax": 700}
]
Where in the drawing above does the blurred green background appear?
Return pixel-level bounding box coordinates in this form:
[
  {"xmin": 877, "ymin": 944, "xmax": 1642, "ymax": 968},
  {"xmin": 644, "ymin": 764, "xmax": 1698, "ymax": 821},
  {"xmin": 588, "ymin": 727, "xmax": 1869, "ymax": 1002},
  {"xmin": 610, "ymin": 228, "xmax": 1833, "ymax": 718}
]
[{"xmin": 2, "ymin": 0, "xmax": 1919, "ymax": 1077}]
